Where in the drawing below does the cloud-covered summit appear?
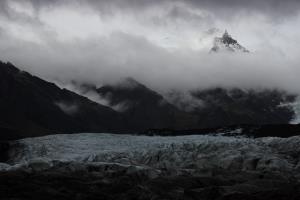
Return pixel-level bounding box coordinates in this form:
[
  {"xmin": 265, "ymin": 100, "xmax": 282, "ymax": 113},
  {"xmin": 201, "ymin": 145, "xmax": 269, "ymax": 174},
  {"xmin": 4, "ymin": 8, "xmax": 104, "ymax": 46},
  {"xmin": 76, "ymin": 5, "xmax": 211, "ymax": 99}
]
[
  {"xmin": 0, "ymin": 0, "xmax": 300, "ymax": 93},
  {"xmin": 211, "ymin": 30, "xmax": 250, "ymax": 53}
]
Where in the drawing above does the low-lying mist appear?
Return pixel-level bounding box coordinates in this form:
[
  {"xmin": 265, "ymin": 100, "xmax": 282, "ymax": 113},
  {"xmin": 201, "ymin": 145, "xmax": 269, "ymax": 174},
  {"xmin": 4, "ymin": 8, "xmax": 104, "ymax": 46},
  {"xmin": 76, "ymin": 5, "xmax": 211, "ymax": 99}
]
[{"xmin": 1, "ymin": 31, "xmax": 299, "ymax": 96}]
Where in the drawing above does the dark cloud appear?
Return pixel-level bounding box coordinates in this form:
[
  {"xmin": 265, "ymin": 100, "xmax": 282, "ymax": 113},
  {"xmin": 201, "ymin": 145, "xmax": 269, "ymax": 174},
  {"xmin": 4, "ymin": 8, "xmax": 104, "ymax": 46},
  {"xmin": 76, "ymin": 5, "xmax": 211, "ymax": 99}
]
[
  {"xmin": 0, "ymin": 1, "xmax": 9, "ymax": 14},
  {"xmin": 0, "ymin": 1, "xmax": 42, "ymax": 26},
  {"xmin": 2, "ymin": 0, "xmax": 299, "ymax": 19},
  {"xmin": 78, "ymin": 0, "xmax": 300, "ymax": 13},
  {"xmin": 167, "ymin": 5, "xmax": 206, "ymax": 22},
  {"xmin": 185, "ymin": 0, "xmax": 300, "ymax": 15},
  {"xmin": 70, "ymin": 0, "xmax": 300, "ymax": 21},
  {"xmin": 74, "ymin": 0, "xmax": 300, "ymax": 19}
]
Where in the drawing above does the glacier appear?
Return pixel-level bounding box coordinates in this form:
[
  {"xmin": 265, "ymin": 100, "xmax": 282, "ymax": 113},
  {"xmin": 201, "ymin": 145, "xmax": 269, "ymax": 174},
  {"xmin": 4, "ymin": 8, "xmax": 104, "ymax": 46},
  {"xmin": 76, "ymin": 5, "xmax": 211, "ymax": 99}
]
[
  {"xmin": 2, "ymin": 133, "xmax": 300, "ymax": 178},
  {"xmin": 2, "ymin": 133, "xmax": 300, "ymax": 199}
]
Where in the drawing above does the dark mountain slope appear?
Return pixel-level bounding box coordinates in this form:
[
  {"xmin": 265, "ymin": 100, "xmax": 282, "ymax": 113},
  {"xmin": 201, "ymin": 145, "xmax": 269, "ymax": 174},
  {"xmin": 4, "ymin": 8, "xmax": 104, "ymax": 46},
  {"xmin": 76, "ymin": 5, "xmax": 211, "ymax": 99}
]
[
  {"xmin": 0, "ymin": 62, "xmax": 126, "ymax": 140},
  {"xmin": 96, "ymin": 78, "xmax": 198, "ymax": 130},
  {"xmin": 191, "ymin": 87, "xmax": 296, "ymax": 128},
  {"xmin": 68, "ymin": 77, "xmax": 297, "ymax": 133}
]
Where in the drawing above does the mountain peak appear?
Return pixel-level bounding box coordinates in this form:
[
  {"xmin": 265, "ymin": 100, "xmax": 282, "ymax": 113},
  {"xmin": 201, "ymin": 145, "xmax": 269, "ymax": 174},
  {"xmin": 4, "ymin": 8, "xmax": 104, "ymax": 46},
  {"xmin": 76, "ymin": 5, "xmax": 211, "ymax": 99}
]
[
  {"xmin": 210, "ymin": 30, "xmax": 249, "ymax": 53},
  {"xmin": 223, "ymin": 29, "xmax": 230, "ymax": 38}
]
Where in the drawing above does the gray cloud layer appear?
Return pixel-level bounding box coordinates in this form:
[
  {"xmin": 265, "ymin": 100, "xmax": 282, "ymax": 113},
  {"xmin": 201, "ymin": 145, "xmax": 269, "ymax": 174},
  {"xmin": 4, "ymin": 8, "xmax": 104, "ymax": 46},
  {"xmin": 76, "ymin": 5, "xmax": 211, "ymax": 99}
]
[
  {"xmin": 0, "ymin": 0, "xmax": 300, "ymax": 94},
  {"xmin": 2, "ymin": 0, "xmax": 300, "ymax": 18}
]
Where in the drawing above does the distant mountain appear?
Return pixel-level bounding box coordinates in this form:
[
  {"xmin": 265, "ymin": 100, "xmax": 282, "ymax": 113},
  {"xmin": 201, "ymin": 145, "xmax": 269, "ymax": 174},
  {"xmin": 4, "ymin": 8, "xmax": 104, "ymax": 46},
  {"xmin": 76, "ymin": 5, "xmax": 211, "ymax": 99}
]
[
  {"xmin": 211, "ymin": 30, "xmax": 249, "ymax": 53},
  {"xmin": 0, "ymin": 61, "xmax": 126, "ymax": 140},
  {"xmin": 167, "ymin": 87, "xmax": 296, "ymax": 129},
  {"xmin": 191, "ymin": 87, "xmax": 296, "ymax": 128},
  {"xmin": 95, "ymin": 78, "xmax": 198, "ymax": 130},
  {"xmin": 71, "ymin": 77, "xmax": 297, "ymax": 131}
]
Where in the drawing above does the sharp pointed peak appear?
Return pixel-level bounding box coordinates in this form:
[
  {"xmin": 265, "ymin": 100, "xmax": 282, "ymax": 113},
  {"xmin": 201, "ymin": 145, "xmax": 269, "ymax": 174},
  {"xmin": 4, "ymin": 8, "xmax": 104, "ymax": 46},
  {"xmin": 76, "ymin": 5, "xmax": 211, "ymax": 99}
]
[
  {"xmin": 222, "ymin": 30, "xmax": 234, "ymax": 41},
  {"xmin": 210, "ymin": 30, "xmax": 250, "ymax": 53},
  {"xmin": 223, "ymin": 29, "xmax": 229, "ymax": 37}
]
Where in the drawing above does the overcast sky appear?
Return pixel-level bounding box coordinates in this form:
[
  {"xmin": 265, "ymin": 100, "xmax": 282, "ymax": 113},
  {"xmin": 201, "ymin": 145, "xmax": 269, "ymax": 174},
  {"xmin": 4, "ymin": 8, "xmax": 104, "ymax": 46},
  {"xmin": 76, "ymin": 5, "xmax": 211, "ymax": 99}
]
[{"xmin": 1, "ymin": 0, "xmax": 300, "ymax": 92}]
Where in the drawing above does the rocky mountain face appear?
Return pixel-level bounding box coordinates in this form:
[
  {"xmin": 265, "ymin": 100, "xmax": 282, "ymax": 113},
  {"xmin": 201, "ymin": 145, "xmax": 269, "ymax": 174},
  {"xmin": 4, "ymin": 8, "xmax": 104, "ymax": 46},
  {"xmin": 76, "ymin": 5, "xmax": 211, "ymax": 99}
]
[
  {"xmin": 77, "ymin": 79, "xmax": 296, "ymax": 130},
  {"xmin": 190, "ymin": 87, "xmax": 296, "ymax": 128},
  {"xmin": 0, "ymin": 61, "xmax": 126, "ymax": 140},
  {"xmin": 167, "ymin": 87, "xmax": 296, "ymax": 128},
  {"xmin": 211, "ymin": 30, "xmax": 250, "ymax": 53},
  {"xmin": 91, "ymin": 78, "xmax": 198, "ymax": 130}
]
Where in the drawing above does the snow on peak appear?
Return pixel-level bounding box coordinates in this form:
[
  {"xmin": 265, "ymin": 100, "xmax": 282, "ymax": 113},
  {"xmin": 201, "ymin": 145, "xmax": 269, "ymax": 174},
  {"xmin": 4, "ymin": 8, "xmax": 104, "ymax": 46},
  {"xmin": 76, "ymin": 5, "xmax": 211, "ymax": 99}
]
[{"xmin": 211, "ymin": 30, "xmax": 249, "ymax": 53}]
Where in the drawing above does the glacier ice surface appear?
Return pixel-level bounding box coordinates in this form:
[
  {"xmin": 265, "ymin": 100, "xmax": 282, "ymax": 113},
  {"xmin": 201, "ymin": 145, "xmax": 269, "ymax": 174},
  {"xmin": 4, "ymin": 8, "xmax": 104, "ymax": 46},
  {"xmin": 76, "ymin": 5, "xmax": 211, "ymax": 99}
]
[{"xmin": 2, "ymin": 133, "xmax": 300, "ymax": 177}]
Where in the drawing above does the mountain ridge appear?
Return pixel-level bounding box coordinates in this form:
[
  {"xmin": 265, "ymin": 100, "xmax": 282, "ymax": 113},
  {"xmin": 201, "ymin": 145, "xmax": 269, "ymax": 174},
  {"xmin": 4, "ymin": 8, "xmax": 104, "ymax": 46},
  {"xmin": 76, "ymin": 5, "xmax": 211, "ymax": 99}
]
[{"xmin": 0, "ymin": 61, "xmax": 297, "ymax": 140}]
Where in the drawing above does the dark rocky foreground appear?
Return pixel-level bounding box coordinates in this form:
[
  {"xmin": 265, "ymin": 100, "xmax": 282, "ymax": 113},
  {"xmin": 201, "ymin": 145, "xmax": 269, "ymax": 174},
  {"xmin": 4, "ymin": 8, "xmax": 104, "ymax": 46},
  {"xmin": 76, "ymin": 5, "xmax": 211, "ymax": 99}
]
[
  {"xmin": 1, "ymin": 133, "xmax": 300, "ymax": 200},
  {"xmin": 0, "ymin": 166, "xmax": 299, "ymax": 200}
]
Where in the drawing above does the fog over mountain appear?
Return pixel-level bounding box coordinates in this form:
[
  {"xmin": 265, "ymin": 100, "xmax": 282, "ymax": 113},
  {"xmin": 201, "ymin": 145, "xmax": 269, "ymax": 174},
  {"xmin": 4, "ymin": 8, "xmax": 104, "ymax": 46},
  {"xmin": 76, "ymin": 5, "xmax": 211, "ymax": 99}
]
[{"xmin": 0, "ymin": 0, "xmax": 300, "ymax": 93}]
